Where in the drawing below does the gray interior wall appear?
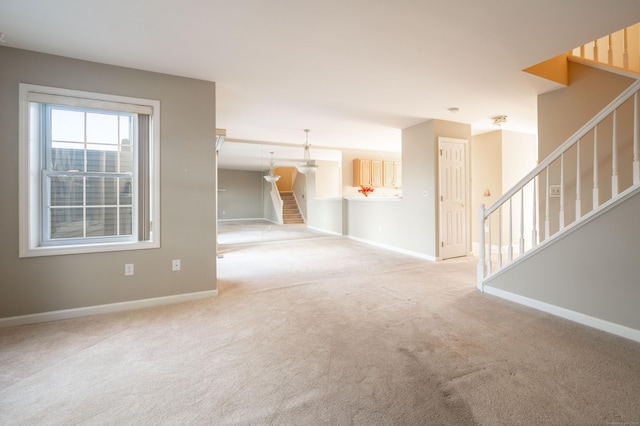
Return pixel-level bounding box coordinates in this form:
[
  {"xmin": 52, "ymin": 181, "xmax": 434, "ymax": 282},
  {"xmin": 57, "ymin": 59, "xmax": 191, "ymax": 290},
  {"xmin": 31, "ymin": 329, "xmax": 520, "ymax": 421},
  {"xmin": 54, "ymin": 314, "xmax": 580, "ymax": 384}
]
[
  {"xmin": 401, "ymin": 120, "xmax": 438, "ymax": 256},
  {"xmin": 217, "ymin": 169, "xmax": 264, "ymax": 220},
  {"xmin": 306, "ymin": 168, "xmax": 343, "ymax": 234},
  {"xmin": 486, "ymin": 187, "xmax": 640, "ymax": 330},
  {"xmin": 306, "ymin": 198, "xmax": 343, "ymax": 234},
  {"xmin": 471, "ymin": 131, "xmax": 503, "ymax": 244},
  {"xmin": 0, "ymin": 47, "xmax": 217, "ymax": 318}
]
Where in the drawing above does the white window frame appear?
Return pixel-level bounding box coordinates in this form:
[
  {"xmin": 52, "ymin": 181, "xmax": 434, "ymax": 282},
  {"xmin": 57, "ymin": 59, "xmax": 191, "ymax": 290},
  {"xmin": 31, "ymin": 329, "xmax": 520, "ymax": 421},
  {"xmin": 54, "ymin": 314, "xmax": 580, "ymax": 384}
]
[{"xmin": 19, "ymin": 84, "xmax": 161, "ymax": 257}]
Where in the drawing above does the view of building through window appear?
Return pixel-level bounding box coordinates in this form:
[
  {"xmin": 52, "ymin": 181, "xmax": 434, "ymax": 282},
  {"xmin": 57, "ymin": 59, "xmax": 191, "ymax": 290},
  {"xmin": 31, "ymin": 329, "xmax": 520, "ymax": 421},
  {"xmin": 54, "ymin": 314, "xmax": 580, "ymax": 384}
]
[{"xmin": 46, "ymin": 106, "xmax": 136, "ymax": 240}]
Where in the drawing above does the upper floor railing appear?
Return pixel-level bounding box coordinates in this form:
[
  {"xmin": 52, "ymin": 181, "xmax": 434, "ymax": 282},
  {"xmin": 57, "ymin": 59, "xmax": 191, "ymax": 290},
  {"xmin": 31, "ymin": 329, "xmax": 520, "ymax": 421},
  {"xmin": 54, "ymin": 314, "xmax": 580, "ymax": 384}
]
[
  {"xmin": 570, "ymin": 22, "xmax": 640, "ymax": 75},
  {"xmin": 478, "ymin": 78, "xmax": 640, "ymax": 290}
]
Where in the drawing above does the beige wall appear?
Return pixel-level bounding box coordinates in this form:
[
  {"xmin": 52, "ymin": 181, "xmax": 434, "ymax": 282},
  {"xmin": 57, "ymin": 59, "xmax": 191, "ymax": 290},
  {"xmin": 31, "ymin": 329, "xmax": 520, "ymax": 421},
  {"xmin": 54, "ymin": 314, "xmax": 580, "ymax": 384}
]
[
  {"xmin": 470, "ymin": 130, "xmax": 537, "ymax": 248},
  {"xmin": 274, "ymin": 167, "xmax": 294, "ymax": 192},
  {"xmin": 0, "ymin": 47, "xmax": 217, "ymax": 318},
  {"xmin": 471, "ymin": 131, "xmax": 502, "ymax": 244}
]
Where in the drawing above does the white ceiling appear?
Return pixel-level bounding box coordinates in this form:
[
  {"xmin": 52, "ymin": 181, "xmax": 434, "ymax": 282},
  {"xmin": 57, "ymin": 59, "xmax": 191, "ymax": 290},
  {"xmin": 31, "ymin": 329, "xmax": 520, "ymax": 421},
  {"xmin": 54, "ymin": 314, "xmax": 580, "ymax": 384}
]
[{"xmin": 2, "ymin": 0, "xmax": 640, "ymax": 171}]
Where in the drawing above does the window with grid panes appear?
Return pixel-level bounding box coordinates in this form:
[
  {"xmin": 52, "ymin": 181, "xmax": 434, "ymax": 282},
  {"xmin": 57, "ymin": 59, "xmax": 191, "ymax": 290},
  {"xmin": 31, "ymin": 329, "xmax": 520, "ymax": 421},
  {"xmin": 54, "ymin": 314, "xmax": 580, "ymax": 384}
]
[{"xmin": 19, "ymin": 84, "xmax": 160, "ymax": 257}]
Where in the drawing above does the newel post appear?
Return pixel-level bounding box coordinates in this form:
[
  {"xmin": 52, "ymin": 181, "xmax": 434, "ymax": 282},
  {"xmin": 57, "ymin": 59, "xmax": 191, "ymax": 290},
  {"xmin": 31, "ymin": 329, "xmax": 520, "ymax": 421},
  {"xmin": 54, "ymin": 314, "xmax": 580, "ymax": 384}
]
[{"xmin": 477, "ymin": 204, "xmax": 486, "ymax": 292}]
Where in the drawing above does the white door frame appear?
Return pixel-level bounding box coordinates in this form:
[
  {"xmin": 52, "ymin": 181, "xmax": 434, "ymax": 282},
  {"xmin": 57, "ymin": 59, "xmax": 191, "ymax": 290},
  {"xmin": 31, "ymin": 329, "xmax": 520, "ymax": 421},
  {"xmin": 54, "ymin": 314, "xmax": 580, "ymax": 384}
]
[{"xmin": 438, "ymin": 137, "xmax": 470, "ymax": 259}]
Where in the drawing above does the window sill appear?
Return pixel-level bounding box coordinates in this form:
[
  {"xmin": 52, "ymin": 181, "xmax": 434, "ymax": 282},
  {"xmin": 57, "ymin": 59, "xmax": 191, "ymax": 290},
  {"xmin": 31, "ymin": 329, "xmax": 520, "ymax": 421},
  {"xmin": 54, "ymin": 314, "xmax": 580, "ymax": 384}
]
[{"xmin": 20, "ymin": 240, "xmax": 160, "ymax": 258}]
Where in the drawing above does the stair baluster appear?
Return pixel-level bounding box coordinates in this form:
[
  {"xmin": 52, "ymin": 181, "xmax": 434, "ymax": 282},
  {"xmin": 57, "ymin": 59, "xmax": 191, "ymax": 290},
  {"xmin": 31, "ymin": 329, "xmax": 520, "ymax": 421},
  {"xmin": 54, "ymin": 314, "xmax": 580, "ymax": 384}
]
[
  {"xmin": 545, "ymin": 167, "xmax": 550, "ymax": 239},
  {"xmin": 613, "ymin": 110, "xmax": 619, "ymax": 197},
  {"xmin": 508, "ymin": 198, "xmax": 513, "ymax": 262},
  {"xmin": 531, "ymin": 179, "xmax": 537, "ymax": 248},
  {"xmin": 497, "ymin": 207, "xmax": 502, "ymax": 268},
  {"xmin": 634, "ymin": 93, "xmax": 640, "ymax": 185},
  {"xmin": 519, "ymin": 188, "xmax": 525, "ymax": 255},
  {"xmin": 487, "ymin": 217, "xmax": 492, "ymax": 275},
  {"xmin": 560, "ymin": 153, "xmax": 565, "ymax": 230},
  {"xmin": 576, "ymin": 140, "xmax": 582, "ymax": 220},
  {"xmin": 623, "ymin": 28, "xmax": 629, "ymax": 69},
  {"xmin": 608, "ymin": 34, "xmax": 614, "ymax": 65},
  {"xmin": 593, "ymin": 126, "xmax": 599, "ymax": 210}
]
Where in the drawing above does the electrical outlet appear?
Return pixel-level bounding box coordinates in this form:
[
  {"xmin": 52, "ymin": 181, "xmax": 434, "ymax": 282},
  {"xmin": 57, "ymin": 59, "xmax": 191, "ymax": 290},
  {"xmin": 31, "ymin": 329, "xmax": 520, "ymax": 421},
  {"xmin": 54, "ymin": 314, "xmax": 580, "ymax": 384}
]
[
  {"xmin": 125, "ymin": 263, "xmax": 134, "ymax": 276},
  {"xmin": 550, "ymin": 185, "xmax": 561, "ymax": 197},
  {"xmin": 172, "ymin": 259, "xmax": 181, "ymax": 272}
]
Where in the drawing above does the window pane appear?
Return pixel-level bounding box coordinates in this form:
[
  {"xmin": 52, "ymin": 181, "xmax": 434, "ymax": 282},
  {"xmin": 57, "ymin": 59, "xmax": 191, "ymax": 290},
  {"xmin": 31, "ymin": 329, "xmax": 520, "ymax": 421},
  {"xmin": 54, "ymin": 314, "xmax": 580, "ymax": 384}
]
[
  {"xmin": 51, "ymin": 147, "xmax": 85, "ymax": 172},
  {"xmin": 87, "ymin": 147, "xmax": 118, "ymax": 172},
  {"xmin": 86, "ymin": 112, "xmax": 118, "ymax": 145},
  {"xmin": 50, "ymin": 176, "xmax": 84, "ymax": 206},
  {"xmin": 120, "ymin": 144, "xmax": 134, "ymax": 173},
  {"xmin": 50, "ymin": 208, "xmax": 84, "ymax": 239},
  {"xmin": 87, "ymin": 207, "xmax": 117, "ymax": 236},
  {"xmin": 86, "ymin": 177, "xmax": 117, "ymax": 206},
  {"xmin": 119, "ymin": 207, "xmax": 133, "ymax": 235},
  {"xmin": 51, "ymin": 109, "xmax": 84, "ymax": 143},
  {"xmin": 119, "ymin": 178, "xmax": 133, "ymax": 205},
  {"xmin": 120, "ymin": 116, "xmax": 131, "ymax": 142}
]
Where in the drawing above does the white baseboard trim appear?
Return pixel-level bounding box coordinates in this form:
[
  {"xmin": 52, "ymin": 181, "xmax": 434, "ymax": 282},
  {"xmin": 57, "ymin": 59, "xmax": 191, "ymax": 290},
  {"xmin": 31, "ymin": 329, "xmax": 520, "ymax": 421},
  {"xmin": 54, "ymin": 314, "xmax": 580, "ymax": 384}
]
[
  {"xmin": 0, "ymin": 289, "xmax": 218, "ymax": 328},
  {"xmin": 346, "ymin": 236, "xmax": 438, "ymax": 261},
  {"xmin": 484, "ymin": 286, "xmax": 640, "ymax": 343},
  {"xmin": 306, "ymin": 226, "xmax": 342, "ymax": 236}
]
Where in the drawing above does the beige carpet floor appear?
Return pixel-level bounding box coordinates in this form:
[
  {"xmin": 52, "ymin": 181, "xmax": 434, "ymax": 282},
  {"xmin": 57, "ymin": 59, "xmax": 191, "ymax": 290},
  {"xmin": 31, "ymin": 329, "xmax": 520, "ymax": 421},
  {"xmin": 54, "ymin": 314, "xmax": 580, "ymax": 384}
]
[
  {"xmin": 218, "ymin": 220, "xmax": 330, "ymax": 245},
  {"xmin": 1, "ymin": 237, "xmax": 640, "ymax": 425}
]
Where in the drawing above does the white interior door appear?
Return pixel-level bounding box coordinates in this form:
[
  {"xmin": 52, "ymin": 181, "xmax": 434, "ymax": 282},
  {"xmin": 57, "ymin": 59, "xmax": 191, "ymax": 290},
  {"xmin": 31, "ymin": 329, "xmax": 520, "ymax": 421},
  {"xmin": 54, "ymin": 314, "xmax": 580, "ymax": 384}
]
[{"xmin": 439, "ymin": 138, "xmax": 468, "ymax": 259}]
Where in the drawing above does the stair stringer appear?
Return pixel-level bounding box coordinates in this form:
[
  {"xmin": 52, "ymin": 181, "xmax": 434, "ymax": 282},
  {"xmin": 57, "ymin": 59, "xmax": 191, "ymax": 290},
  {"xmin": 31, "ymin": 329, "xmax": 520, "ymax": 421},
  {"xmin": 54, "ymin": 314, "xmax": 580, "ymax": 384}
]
[{"xmin": 483, "ymin": 184, "xmax": 640, "ymax": 343}]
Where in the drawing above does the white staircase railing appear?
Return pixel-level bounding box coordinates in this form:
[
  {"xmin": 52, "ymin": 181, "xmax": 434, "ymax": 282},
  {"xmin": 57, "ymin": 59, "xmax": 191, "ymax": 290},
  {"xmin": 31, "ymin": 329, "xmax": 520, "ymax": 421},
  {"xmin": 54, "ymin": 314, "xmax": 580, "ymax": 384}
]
[
  {"xmin": 269, "ymin": 182, "xmax": 284, "ymax": 224},
  {"xmin": 478, "ymin": 78, "xmax": 640, "ymax": 290}
]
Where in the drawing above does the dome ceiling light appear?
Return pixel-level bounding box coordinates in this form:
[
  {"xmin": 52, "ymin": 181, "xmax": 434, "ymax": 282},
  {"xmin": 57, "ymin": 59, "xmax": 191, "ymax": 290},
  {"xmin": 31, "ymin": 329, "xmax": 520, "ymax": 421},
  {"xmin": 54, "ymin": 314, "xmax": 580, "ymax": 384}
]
[{"xmin": 263, "ymin": 151, "xmax": 281, "ymax": 183}]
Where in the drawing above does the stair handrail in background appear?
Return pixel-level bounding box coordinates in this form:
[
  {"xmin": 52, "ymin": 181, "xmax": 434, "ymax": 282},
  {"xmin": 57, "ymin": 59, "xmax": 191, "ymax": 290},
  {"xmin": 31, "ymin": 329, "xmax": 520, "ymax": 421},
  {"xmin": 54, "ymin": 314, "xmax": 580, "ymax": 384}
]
[
  {"xmin": 571, "ymin": 22, "xmax": 640, "ymax": 75},
  {"xmin": 269, "ymin": 182, "xmax": 284, "ymax": 224}
]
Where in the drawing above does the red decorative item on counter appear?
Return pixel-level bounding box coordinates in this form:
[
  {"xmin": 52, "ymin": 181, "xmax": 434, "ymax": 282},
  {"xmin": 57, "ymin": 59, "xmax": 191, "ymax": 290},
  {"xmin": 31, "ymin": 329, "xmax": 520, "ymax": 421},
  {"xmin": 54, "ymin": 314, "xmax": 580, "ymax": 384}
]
[{"xmin": 358, "ymin": 185, "xmax": 375, "ymax": 197}]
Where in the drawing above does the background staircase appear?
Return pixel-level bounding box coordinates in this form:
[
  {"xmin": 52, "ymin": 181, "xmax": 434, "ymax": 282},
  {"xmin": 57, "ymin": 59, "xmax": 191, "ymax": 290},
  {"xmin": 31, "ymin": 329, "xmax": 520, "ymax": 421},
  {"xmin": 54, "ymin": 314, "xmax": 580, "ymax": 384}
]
[{"xmin": 280, "ymin": 191, "xmax": 304, "ymax": 224}]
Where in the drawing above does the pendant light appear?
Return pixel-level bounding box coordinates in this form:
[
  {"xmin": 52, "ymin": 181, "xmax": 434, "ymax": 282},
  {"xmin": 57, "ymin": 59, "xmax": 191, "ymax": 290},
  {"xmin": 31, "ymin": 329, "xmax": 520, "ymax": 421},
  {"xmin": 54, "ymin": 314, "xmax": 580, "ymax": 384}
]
[
  {"xmin": 264, "ymin": 152, "xmax": 280, "ymax": 183},
  {"xmin": 296, "ymin": 129, "xmax": 318, "ymax": 175}
]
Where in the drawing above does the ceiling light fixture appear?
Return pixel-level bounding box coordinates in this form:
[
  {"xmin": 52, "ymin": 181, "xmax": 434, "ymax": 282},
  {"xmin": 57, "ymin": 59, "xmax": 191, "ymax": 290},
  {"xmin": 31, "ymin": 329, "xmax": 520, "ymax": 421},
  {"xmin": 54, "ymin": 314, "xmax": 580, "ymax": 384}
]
[
  {"xmin": 295, "ymin": 129, "xmax": 318, "ymax": 175},
  {"xmin": 492, "ymin": 115, "xmax": 507, "ymax": 126},
  {"xmin": 264, "ymin": 151, "xmax": 281, "ymax": 183}
]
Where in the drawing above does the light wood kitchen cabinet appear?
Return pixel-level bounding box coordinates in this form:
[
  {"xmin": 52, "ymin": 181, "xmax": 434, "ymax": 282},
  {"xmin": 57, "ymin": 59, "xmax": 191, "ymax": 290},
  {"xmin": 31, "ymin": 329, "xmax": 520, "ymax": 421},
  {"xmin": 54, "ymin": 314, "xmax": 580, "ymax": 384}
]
[
  {"xmin": 382, "ymin": 160, "xmax": 402, "ymax": 188},
  {"xmin": 353, "ymin": 159, "xmax": 371, "ymax": 187},
  {"xmin": 393, "ymin": 161, "xmax": 402, "ymax": 188},
  {"xmin": 370, "ymin": 160, "xmax": 383, "ymax": 187},
  {"xmin": 354, "ymin": 158, "xmax": 400, "ymax": 188},
  {"xmin": 383, "ymin": 161, "xmax": 394, "ymax": 188}
]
